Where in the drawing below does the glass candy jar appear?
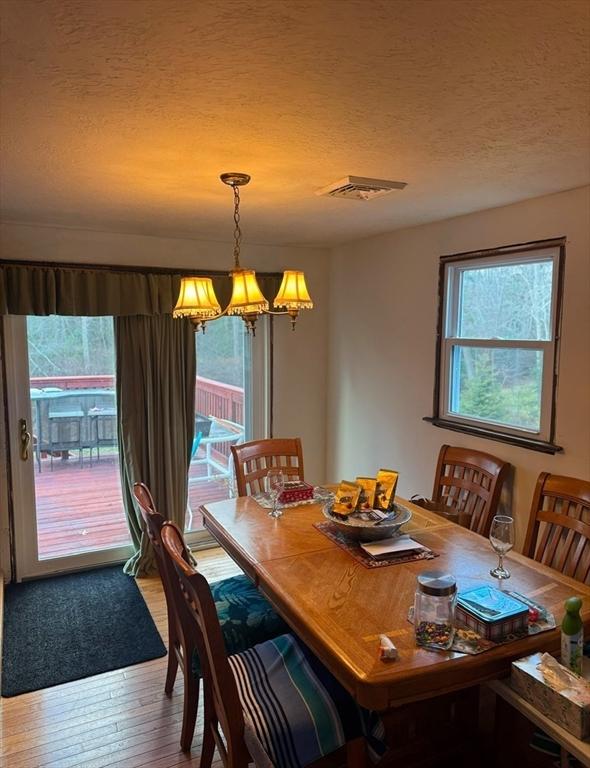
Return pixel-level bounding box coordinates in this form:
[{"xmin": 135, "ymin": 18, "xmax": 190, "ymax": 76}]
[{"xmin": 414, "ymin": 571, "xmax": 457, "ymax": 650}]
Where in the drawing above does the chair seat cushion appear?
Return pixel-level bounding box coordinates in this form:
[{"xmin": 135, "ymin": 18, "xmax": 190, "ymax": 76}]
[
  {"xmin": 192, "ymin": 574, "xmax": 288, "ymax": 677},
  {"xmin": 229, "ymin": 633, "xmax": 385, "ymax": 768}
]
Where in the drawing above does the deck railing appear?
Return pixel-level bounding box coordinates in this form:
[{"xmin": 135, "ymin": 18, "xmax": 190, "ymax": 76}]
[
  {"xmin": 30, "ymin": 375, "xmax": 245, "ymax": 426},
  {"xmin": 195, "ymin": 376, "xmax": 244, "ymax": 425},
  {"xmin": 30, "ymin": 375, "xmax": 115, "ymax": 390}
]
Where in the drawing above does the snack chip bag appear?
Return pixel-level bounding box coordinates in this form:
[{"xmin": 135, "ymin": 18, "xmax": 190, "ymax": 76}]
[
  {"xmin": 356, "ymin": 476, "xmax": 377, "ymax": 510},
  {"xmin": 375, "ymin": 469, "xmax": 399, "ymax": 511},
  {"xmin": 332, "ymin": 481, "xmax": 362, "ymax": 516}
]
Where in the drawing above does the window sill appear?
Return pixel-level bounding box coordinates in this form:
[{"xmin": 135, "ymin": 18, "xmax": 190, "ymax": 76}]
[{"xmin": 423, "ymin": 417, "xmax": 563, "ymax": 454}]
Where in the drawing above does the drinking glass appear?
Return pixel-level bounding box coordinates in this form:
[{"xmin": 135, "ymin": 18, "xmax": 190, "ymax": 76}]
[
  {"xmin": 266, "ymin": 469, "xmax": 285, "ymax": 518},
  {"xmin": 489, "ymin": 515, "xmax": 514, "ymax": 579}
]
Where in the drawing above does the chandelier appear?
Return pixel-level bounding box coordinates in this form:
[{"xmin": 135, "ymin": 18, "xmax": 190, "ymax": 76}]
[{"xmin": 173, "ymin": 173, "xmax": 313, "ymax": 334}]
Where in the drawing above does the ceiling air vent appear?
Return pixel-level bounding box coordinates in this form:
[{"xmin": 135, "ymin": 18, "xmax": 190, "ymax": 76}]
[{"xmin": 315, "ymin": 175, "xmax": 407, "ymax": 201}]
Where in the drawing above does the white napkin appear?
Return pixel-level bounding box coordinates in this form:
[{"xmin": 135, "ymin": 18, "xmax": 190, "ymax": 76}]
[{"xmin": 360, "ymin": 534, "xmax": 425, "ymax": 559}]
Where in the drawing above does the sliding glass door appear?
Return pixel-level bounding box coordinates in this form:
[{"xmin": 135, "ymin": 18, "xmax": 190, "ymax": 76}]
[
  {"xmin": 185, "ymin": 315, "xmax": 269, "ymax": 538},
  {"xmin": 4, "ymin": 313, "xmax": 270, "ymax": 577},
  {"xmin": 5, "ymin": 316, "xmax": 132, "ymax": 579}
]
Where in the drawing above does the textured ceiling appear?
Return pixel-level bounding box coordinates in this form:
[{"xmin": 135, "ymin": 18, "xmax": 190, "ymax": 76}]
[{"xmin": 0, "ymin": 0, "xmax": 589, "ymax": 247}]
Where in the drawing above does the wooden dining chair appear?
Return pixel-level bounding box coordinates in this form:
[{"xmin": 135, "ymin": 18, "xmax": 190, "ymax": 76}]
[
  {"xmin": 430, "ymin": 444, "xmax": 510, "ymax": 537},
  {"xmin": 161, "ymin": 520, "xmax": 378, "ymax": 766},
  {"xmin": 523, "ymin": 472, "xmax": 590, "ymax": 583},
  {"xmin": 133, "ymin": 482, "xmax": 184, "ymax": 697},
  {"xmin": 512, "ymin": 474, "xmax": 590, "ymax": 766},
  {"xmin": 231, "ymin": 437, "xmax": 304, "ymax": 497},
  {"xmin": 133, "ymin": 482, "xmax": 288, "ymax": 750}
]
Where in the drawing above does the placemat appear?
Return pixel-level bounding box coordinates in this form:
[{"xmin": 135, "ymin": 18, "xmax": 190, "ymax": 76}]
[
  {"xmin": 313, "ymin": 521, "xmax": 439, "ymax": 569},
  {"xmin": 407, "ymin": 593, "xmax": 556, "ymax": 656},
  {"xmin": 452, "ymin": 592, "xmax": 556, "ymax": 655}
]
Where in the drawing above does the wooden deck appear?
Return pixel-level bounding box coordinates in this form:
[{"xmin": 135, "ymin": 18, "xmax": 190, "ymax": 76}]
[{"xmin": 35, "ymin": 454, "xmax": 231, "ymax": 560}]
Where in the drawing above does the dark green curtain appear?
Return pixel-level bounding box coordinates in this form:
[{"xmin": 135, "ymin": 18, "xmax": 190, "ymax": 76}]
[
  {"xmin": 115, "ymin": 313, "xmax": 196, "ymax": 576},
  {"xmin": 0, "ymin": 263, "xmax": 180, "ymax": 316}
]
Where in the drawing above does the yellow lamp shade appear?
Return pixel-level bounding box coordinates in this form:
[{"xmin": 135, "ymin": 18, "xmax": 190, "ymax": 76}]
[
  {"xmin": 227, "ymin": 269, "xmax": 269, "ymax": 315},
  {"xmin": 173, "ymin": 276, "xmax": 221, "ymax": 318},
  {"xmin": 273, "ymin": 270, "xmax": 314, "ymax": 310}
]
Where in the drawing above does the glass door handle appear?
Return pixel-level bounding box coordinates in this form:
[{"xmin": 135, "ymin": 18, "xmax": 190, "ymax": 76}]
[{"xmin": 20, "ymin": 418, "xmax": 31, "ymax": 461}]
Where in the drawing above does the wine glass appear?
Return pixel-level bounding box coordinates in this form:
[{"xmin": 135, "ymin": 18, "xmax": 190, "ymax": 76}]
[
  {"xmin": 266, "ymin": 469, "xmax": 285, "ymax": 519},
  {"xmin": 489, "ymin": 515, "xmax": 514, "ymax": 579}
]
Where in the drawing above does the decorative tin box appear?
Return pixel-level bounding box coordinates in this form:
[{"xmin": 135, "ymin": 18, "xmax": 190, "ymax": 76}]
[
  {"xmin": 511, "ymin": 653, "xmax": 590, "ymax": 740},
  {"xmin": 279, "ymin": 481, "xmax": 314, "ymax": 505},
  {"xmin": 456, "ymin": 586, "xmax": 529, "ymax": 641}
]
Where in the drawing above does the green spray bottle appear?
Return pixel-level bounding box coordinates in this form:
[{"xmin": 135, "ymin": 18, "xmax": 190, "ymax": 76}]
[{"xmin": 561, "ymin": 596, "xmax": 583, "ymax": 674}]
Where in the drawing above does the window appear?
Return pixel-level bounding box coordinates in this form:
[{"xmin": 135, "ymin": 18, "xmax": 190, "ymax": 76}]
[
  {"xmin": 186, "ymin": 315, "xmax": 270, "ymax": 534},
  {"xmin": 429, "ymin": 238, "xmax": 565, "ymax": 453}
]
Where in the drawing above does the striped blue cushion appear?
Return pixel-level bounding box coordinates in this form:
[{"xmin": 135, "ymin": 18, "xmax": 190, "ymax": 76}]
[
  {"xmin": 229, "ymin": 633, "xmax": 385, "ymax": 768},
  {"xmin": 192, "ymin": 574, "xmax": 288, "ymax": 677}
]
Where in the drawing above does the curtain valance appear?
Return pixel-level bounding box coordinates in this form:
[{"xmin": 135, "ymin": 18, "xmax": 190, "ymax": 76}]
[
  {"xmin": 0, "ymin": 264, "xmax": 180, "ymax": 316},
  {"xmin": 0, "ymin": 262, "xmax": 283, "ymax": 317}
]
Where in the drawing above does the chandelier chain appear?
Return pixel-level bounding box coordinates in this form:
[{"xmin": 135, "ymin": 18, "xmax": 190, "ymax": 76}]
[{"xmin": 233, "ymin": 185, "xmax": 242, "ymax": 268}]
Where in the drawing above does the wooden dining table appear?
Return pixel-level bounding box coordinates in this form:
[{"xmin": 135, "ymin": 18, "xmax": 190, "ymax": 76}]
[{"xmin": 200, "ymin": 495, "xmax": 590, "ymax": 712}]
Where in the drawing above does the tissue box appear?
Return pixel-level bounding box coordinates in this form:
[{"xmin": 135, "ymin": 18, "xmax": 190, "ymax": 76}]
[
  {"xmin": 511, "ymin": 653, "xmax": 590, "ymax": 740},
  {"xmin": 279, "ymin": 481, "xmax": 314, "ymax": 505}
]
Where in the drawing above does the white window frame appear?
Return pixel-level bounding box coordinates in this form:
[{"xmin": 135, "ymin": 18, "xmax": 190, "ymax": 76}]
[
  {"xmin": 248, "ymin": 315, "xmax": 271, "ymax": 441},
  {"xmin": 433, "ymin": 239, "xmax": 565, "ymax": 452}
]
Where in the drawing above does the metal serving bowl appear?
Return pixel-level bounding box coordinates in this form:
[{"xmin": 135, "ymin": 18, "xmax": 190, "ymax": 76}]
[{"xmin": 320, "ymin": 501, "xmax": 412, "ymax": 542}]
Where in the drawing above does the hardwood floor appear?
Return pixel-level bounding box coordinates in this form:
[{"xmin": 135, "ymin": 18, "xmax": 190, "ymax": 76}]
[{"xmin": 0, "ymin": 547, "xmax": 242, "ymax": 768}]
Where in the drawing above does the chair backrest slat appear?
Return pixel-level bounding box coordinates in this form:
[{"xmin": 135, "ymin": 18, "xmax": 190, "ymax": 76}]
[
  {"xmin": 432, "ymin": 445, "xmax": 510, "ymax": 536},
  {"xmin": 579, "ymin": 543, "xmax": 590, "ymax": 584},
  {"xmin": 231, "ymin": 438, "xmax": 304, "ymax": 497},
  {"xmin": 524, "ymin": 472, "xmax": 590, "ymax": 584},
  {"xmin": 555, "ymin": 528, "xmax": 577, "ymax": 575}
]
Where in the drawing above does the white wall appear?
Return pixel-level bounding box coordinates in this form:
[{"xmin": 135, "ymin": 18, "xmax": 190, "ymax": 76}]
[
  {"xmin": 3, "ymin": 184, "xmax": 589, "ymax": 557},
  {"xmin": 0, "ymin": 221, "xmax": 331, "ymax": 483},
  {"xmin": 327, "ymin": 186, "xmax": 590, "ymax": 548}
]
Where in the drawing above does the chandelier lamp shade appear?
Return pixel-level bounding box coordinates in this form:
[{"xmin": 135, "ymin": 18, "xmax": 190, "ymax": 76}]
[{"xmin": 173, "ymin": 173, "xmax": 313, "ymax": 334}]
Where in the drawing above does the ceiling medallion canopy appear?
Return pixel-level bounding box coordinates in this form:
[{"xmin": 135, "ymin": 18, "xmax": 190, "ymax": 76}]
[{"xmin": 173, "ymin": 173, "xmax": 313, "ymax": 335}]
